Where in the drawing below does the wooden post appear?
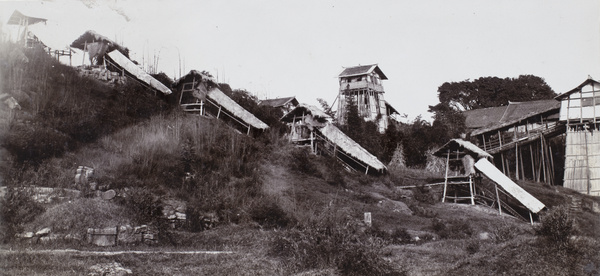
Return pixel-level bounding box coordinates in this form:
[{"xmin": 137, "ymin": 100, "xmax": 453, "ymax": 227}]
[
  {"xmin": 501, "ymin": 152, "xmax": 506, "ymax": 175},
  {"xmin": 216, "ymin": 106, "xmax": 222, "ymax": 119},
  {"xmin": 529, "ymin": 211, "xmax": 534, "ymax": 225},
  {"xmin": 469, "ymin": 174, "xmax": 475, "ymax": 205},
  {"xmin": 515, "ymin": 143, "xmax": 519, "ymax": 180},
  {"xmin": 442, "ymin": 151, "xmax": 450, "ymax": 203},
  {"xmin": 495, "ymin": 183, "xmax": 502, "ymax": 214},
  {"xmin": 529, "ymin": 144, "xmax": 535, "ymax": 180}
]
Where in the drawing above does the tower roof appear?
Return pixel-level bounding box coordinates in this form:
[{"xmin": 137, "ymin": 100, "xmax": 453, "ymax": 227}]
[{"xmin": 338, "ymin": 64, "xmax": 388, "ymax": 80}]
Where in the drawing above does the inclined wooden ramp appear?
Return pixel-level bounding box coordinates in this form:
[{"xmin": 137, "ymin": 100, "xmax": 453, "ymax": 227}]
[{"xmin": 105, "ymin": 50, "xmax": 172, "ymax": 95}]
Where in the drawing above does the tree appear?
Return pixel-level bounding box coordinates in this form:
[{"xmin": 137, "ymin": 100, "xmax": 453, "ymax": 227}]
[
  {"xmin": 436, "ymin": 75, "xmax": 556, "ymax": 111},
  {"xmin": 317, "ymin": 98, "xmax": 336, "ymax": 119}
]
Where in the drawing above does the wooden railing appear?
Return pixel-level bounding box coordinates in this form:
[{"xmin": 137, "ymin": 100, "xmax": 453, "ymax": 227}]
[
  {"xmin": 480, "ymin": 123, "xmax": 565, "ymax": 154},
  {"xmin": 340, "ymin": 81, "xmax": 384, "ymax": 92}
]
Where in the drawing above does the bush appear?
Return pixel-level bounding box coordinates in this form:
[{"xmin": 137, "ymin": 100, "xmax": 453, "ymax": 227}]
[
  {"xmin": 0, "ymin": 187, "xmax": 44, "ymax": 242},
  {"xmin": 465, "ymin": 240, "xmax": 480, "ymax": 254},
  {"xmin": 250, "ymin": 198, "xmax": 294, "ymax": 229},
  {"xmin": 390, "ymin": 227, "xmax": 412, "ymax": 244},
  {"xmin": 431, "ymin": 218, "xmax": 473, "ymax": 239},
  {"xmin": 270, "ymin": 208, "xmax": 402, "ymax": 275},
  {"xmin": 536, "ymin": 205, "xmax": 575, "ymax": 247}
]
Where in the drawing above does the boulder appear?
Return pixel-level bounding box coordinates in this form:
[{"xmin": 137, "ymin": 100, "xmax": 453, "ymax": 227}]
[{"xmin": 35, "ymin": 227, "xmax": 51, "ymax": 236}]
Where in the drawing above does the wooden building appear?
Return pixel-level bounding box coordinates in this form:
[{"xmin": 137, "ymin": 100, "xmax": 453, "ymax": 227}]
[
  {"xmin": 71, "ymin": 30, "xmax": 130, "ymax": 66},
  {"xmin": 173, "ymin": 70, "xmax": 269, "ymax": 135},
  {"xmin": 555, "ymin": 78, "xmax": 600, "ymax": 196},
  {"xmin": 336, "ymin": 64, "xmax": 397, "ymax": 133},
  {"xmin": 281, "ymin": 104, "xmax": 387, "ymax": 174},
  {"xmin": 462, "ymin": 99, "xmax": 564, "ymax": 185}
]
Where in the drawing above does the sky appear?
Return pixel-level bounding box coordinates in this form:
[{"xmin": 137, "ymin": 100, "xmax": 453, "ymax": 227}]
[{"xmin": 1, "ymin": 0, "xmax": 599, "ymax": 122}]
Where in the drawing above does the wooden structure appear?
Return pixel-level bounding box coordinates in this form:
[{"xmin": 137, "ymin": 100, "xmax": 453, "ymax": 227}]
[
  {"xmin": 433, "ymin": 139, "xmax": 545, "ymax": 224},
  {"xmin": 462, "ymin": 99, "xmax": 563, "ymax": 185},
  {"xmin": 555, "ymin": 78, "xmax": 600, "ymax": 196},
  {"xmin": 173, "ymin": 70, "xmax": 269, "ymax": 135},
  {"xmin": 281, "ymin": 105, "xmax": 387, "ymax": 174},
  {"xmin": 7, "ymin": 10, "xmax": 47, "ymax": 47},
  {"xmin": 71, "ymin": 30, "xmax": 130, "ymax": 66},
  {"xmin": 336, "ymin": 64, "xmax": 397, "ymax": 133},
  {"xmin": 433, "ymin": 139, "xmax": 492, "ymax": 205},
  {"xmin": 105, "ymin": 50, "xmax": 172, "ymax": 95},
  {"xmin": 259, "ymin": 97, "xmax": 299, "ymax": 114}
]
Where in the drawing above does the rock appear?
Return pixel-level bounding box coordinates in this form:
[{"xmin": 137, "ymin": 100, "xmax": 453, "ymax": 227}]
[
  {"xmin": 117, "ymin": 225, "xmax": 141, "ymax": 244},
  {"xmin": 36, "ymin": 227, "xmax": 51, "ymax": 236},
  {"xmin": 87, "ymin": 227, "xmax": 118, "ymax": 246},
  {"xmin": 17, "ymin": 232, "xmax": 34, "ymax": 238},
  {"xmin": 175, "ymin": 212, "xmax": 186, "ymax": 220},
  {"xmin": 88, "ymin": 262, "xmax": 132, "ymax": 276},
  {"xmin": 102, "ymin": 189, "xmax": 116, "ymax": 200},
  {"xmin": 478, "ymin": 232, "xmax": 490, "ymax": 240}
]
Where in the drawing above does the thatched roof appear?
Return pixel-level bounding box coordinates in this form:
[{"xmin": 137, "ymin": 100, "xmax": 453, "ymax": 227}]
[
  {"xmin": 338, "ymin": 64, "xmax": 388, "ymax": 80},
  {"xmin": 318, "ymin": 124, "xmax": 387, "ymax": 172},
  {"xmin": 433, "ymin": 139, "xmax": 492, "ymax": 160},
  {"xmin": 259, "ymin": 97, "xmax": 298, "ymax": 108},
  {"xmin": 280, "ymin": 104, "xmax": 331, "ymax": 123},
  {"xmin": 463, "ymin": 99, "xmax": 560, "ymax": 136},
  {"xmin": 105, "ymin": 50, "xmax": 171, "ymax": 95},
  {"xmin": 7, "ymin": 10, "xmax": 47, "ymax": 26},
  {"xmin": 70, "ymin": 30, "xmax": 129, "ymax": 58}
]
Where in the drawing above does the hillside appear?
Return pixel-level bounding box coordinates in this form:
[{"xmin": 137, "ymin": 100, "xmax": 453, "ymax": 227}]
[{"xmin": 1, "ymin": 42, "xmax": 600, "ymax": 275}]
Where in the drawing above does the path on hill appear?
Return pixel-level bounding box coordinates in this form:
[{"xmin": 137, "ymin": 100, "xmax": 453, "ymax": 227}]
[{"xmin": 0, "ymin": 249, "xmax": 234, "ymax": 256}]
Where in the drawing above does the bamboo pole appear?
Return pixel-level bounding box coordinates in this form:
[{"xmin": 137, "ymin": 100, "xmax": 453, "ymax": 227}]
[
  {"xmin": 495, "ymin": 183, "xmax": 502, "ymax": 214},
  {"xmin": 530, "ymin": 144, "xmax": 535, "ymax": 180},
  {"xmin": 442, "ymin": 151, "xmax": 450, "ymax": 203},
  {"xmin": 469, "ymin": 175, "xmax": 475, "ymax": 205},
  {"xmin": 515, "ymin": 143, "xmax": 519, "ymax": 180}
]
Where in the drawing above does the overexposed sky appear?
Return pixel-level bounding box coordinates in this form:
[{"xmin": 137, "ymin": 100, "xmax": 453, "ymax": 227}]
[{"xmin": 1, "ymin": 0, "xmax": 599, "ymax": 121}]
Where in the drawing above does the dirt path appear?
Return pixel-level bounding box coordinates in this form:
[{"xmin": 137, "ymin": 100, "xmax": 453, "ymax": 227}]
[{"xmin": 0, "ymin": 249, "xmax": 234, "ymax": 256}]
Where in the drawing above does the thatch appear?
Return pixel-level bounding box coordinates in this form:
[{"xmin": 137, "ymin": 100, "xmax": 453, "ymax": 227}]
[
  {"xmin": 317, "ymin": 124, "xmax": 387, "ymax": 172},
  {"xmin": 259, "ymin": 97, "xmax": 298, "ymax": 108},
  {"xmin": 105, "ymin": 50, "xmax": 171, "ymax": 95},
  {"xmin": 387, "ymin": 144, "xmax": 406, "ymax": 170},
  {"xmin": 281, "ymin": 104, "xmax": 331, "ymax": 123},
  {"xmin": 70, "ymin": 30, "xmax": 129, "ymax": 58},
  {"xmin": 433, "ymin": 139, "xmax": 492, "ymax": 160}
]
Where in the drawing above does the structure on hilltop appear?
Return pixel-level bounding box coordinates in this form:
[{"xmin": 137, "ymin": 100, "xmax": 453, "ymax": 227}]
[
  {"xmin": 555, "ymin": 77, "xmax": 600, "ymax": 196},
  {"xmin": 173, "ymin": 70, "xmax": 269, "ymax": 136},
  {"xmin": 336, "ymin": 64, "xmax": 398, "ymax": 133},
  {"xmin": 259, "ymin": 97, "xmax": 299, "ymax": 114}
]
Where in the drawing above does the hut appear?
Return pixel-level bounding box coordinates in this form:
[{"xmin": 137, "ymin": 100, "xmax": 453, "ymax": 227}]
[
  {"xmin": 433, "ymin": 139, "xmax": 545, "ymax": 224},
  {"xmin": 173, "ymin": 70, "xmax": 269, "ymax": 135},
  {"xmin": 555, "ymin": 77, "xmax": 600, "ymax": 195},
  {"xmin": 281, "ymin": 104, "xmax": 386, "ymax": 174},
  {"xmin": 259, "ymin": 97, "xmax": 299, "ymax": 114},
  {"xmin": 7, "ymin": 10, "xmax": 47, "ymax": 47},
  {"xmin": 70, "ymin": 30, "xmax": 129, "ymax": 66}
]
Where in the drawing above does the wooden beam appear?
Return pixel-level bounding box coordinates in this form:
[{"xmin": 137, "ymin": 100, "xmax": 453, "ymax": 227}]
[{"xmin": 442, "ymin": 150, "xmax": 450, "ymax": 203}]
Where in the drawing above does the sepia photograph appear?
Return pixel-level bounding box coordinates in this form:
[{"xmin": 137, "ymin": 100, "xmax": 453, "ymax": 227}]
[{"xmin": 0, "ymin": 0, "xmax": 599, "ymax": 275}]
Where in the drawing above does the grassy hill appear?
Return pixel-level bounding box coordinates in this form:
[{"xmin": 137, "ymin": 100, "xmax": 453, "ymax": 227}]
[{"xmin": 1, "ymin": 42, "xmax": 600, "ymax": 275}]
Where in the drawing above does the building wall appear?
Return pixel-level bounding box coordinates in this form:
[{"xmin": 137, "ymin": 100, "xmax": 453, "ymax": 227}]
[
  {"xmin": 564, "ymin": 126, "xmax": 600, "ymax": 196},
  {"xmin": 559, "ymin": 82, "xmax": 600, "ymax": 123}
]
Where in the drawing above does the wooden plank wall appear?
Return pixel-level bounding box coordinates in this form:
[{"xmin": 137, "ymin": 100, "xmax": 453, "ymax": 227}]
[{"xmin": 564, "ymin": 128, "xmax": 600, "ymax": 195}]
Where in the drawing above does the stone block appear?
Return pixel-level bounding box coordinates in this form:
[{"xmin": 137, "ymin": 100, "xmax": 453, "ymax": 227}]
[{"xmin": 35, "ymin": 227, "xmax": 51, "ymax": 236}]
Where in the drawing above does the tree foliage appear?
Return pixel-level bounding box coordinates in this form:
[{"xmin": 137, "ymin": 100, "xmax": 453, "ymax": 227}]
[{"xmin": 436, "ymin": 75, "xmax": 556, "ymax": 111}]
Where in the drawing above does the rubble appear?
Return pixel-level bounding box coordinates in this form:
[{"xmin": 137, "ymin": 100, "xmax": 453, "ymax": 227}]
[{"xmin": 88, "ymin": 262, "xmax": 132, "ymax": 276}]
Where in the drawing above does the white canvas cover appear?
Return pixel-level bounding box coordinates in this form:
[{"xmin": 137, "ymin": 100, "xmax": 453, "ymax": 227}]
[
  {"xmin": 475, "ymin": 159, "xmax": 545, "ymax": 213},
  {"xmin": 318, "ymin": 124, "xmax": 386, "ymax": 171},
  {"xmin": 106, "ymin": 50, "xmax": 171, "ymax": 95},
  {"xmin": 207, "ymin": 88, "xmax": 269, "ymax": 130}
]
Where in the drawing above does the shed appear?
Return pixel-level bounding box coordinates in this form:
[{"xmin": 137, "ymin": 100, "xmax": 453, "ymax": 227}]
[{"xmin": 259, "ymin": 97, "xmax": 299, "ymax": 113}]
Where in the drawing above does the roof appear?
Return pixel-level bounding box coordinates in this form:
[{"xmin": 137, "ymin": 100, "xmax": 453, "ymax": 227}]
[
  {"xmin": 338, "ymin": 64, "xmax": 388, "ymax": 80},
  {"xmin": 463, "ymin": 99, "xmax": 560, "ymax": 135},
  {"xmin": 7, "ymin": 10, "xmax": 47, "ymax": 26},
  {"xmin": 173, "ymin": 71, "xmax": 268, "ymax": 130},
  {"xmin": 207, "ymin": 88, "xmax": 269, "ymax": 130},
  {"xmin": 105, "ymin": 50, "xmax": 172, "ymax": 95},
  {"xmin": 317, "ymin": 124, "xmax": 387, "ymax": 171},
  {"xmin": 281, "ymin": 104, "xmax": 331, "ymax": 123},
  {"xmin": 259, "ymin": 97, "xmax": 298, "ymax": 108},
  {"xmin": 554, "ymin": 78, "xmax": 600, "ymax": 100},
  {"xmin": 385, "ymin": 101, "xmax": 399, "ymax": 115},
  {"xmin": 172, "ymin": 70, "xmax": 217, "ymax": 87},
  {"xmin": 475, "ymin": 159, "xmax": 545, "ymax": 213},
  {"xmin": 70, "ymin": 30, "xmax": 129, "ymax": 57},
  {"xmin": 433, "ymin": 139, "xmax": 492, "ymax": 159}
]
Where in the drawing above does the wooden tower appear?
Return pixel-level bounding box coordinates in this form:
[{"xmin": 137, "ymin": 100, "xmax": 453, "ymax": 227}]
[
  {"xmin": 336, "ymin": 64, "xmax": 390, "ymax": 133},
  {"xmin": 556, "ymin": 77, "xmax": 600, "ymax": 196}
]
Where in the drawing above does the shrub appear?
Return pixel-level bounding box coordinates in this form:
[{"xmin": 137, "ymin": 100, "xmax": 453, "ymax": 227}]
[
  {"xmin": 465, "ymin": 240, "xmax": 480, "ymax": 254},
  {"xmin": 492, "ymin": 222, "xmax": 517, "ymax": 243},
  {"xmin": 288, "ymin": 147, "xmax": 319, "ymax": 176},
  {"xmin": 390, "ymin": 227, "xmax": 412, "ymax": 244},
  {"xmin": 431, "ymin": 218, "xmax": 473, "ymax": 239},
  {"xmin": 536, "ymin": 205, "xmax": 575, "ymax": 247},
  {"xmin": 0, "ymin": 187, "xmax": 44, "ymax": 242},
  {"xmin": 249, "ymin": 198, "xmax": 294, "ymax": 229}
]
